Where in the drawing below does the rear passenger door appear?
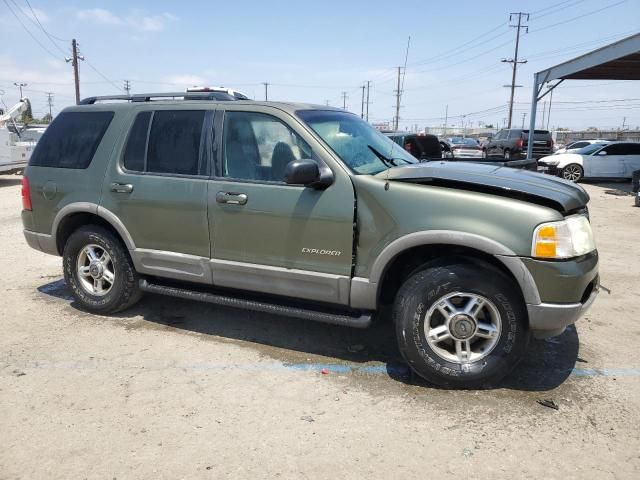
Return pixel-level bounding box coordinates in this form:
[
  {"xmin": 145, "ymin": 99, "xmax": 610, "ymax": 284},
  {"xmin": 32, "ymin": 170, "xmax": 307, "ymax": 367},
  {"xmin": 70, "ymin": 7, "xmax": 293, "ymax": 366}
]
[
  {"xmin": 100, "ymin": 107, "xmax": 214, "ymax": 284},
  {"xmin": 207, "ymin": 108, "xmax": 355, "ymax": 305}
]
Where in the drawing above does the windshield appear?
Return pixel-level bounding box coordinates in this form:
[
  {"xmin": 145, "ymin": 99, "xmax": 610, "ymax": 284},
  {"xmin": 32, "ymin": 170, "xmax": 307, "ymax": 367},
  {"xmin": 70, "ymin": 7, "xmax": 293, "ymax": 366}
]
[
  {"xmin": 577, "ymin": 144, "xmax": 605, "ymax": 155},
  {"xmin": 297, "ymin": 110, "xmax": 418, "ymax": 174}
]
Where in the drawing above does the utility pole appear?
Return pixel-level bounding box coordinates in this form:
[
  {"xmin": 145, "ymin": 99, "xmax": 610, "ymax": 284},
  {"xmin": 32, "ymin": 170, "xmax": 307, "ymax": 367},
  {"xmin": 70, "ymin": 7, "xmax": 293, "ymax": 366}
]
[
  {"xmin": 13, "ymin": 82, "xmax": 27, "ymax": 98},
  {"xmin": 502, "ymin": 12, "xmax": 529, "ymax": 128},
  {"xmin": 622, "ymin": 117, "xmax": 627, "ymax": 130},
  {"xmin": 262, "ymin": 82, "xmax": 269, "ymax": 101},
  {"xmin": 123, "ymin": 80, "xmax": 131, "ymax": 95},
  {"xmin": 521, "ymin": 112, "xmax": 527, "ymax": 128},
  {"xmin": 547, "ymin": 87, "xmax": 554, "ymax": 129},
  {"xmin": 365, "ymin": 80, "xmax": 371, "ymax": 122},
  {"xmin": 360, "ymin": 85, "xmax": 366, "ymax": 119},
  {"xmin": 65, "ymin": 39, "xmax": 84, "ymax": 105},
  {"xmin": 46, "ymin": 92, "xmax": 54, "ymax": 120},
  {"xmin": 540, "ymin": 100, "xmax": 546, "ymax": 129},
  {"xmin": 325, "ymin": 100, "xmax": 330, "ymax": 106},
  {"xmin": 393, "ymin": 66, "xmax": 402, "ymax": 131},
  {"xmin": 341, "ymin": 91, "xmax": 348, "ymax": 110},
  {"xmin": 443, "ymin": 104, "xmax": 448, "ymax": 136}
]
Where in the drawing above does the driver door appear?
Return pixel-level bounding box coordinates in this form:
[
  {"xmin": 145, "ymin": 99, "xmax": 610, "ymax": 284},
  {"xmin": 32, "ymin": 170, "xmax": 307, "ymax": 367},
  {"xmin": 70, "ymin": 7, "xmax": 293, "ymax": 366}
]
[{"xmin": 207, "ymin": 108, "xmax": 355, "ymax": 305}]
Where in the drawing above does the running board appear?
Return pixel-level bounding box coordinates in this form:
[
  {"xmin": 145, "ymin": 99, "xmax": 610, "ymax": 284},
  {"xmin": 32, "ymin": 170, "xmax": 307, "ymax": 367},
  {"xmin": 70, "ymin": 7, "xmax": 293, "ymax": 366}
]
[{"xmin": 139, "ymin": 279, "xmax": 372, "ymax": 329}]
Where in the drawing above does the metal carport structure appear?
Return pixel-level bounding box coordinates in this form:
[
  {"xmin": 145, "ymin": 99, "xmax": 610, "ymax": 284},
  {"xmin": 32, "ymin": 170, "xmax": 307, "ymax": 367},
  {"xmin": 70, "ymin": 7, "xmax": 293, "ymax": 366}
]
[{"xmin": 527, "ymin": 32, "xmax": 640, "ymax": 158}]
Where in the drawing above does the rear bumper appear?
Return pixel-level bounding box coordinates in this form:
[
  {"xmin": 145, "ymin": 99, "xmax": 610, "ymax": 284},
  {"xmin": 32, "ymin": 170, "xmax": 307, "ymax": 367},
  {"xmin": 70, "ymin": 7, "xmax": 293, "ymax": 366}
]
[
  {"xmin": 527, "ymin": 279, "xmax": 599, "ymax": 338},
  {"xmin": 23, "ymin": 230, "xmax": 58, "ymax": 256}
]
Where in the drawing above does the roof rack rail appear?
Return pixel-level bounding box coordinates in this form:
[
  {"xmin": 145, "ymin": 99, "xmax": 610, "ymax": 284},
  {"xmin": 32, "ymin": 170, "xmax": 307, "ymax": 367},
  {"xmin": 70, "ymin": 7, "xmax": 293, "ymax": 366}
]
[{"xmin": 79, "ymin": 91, "xmax": 240, "ymax": 105}]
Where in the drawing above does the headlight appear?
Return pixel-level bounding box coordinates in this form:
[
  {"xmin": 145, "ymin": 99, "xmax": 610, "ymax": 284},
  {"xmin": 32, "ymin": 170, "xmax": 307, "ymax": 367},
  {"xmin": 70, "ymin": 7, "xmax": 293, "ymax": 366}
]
[
  {"xmin": 532, "ymin": 215, "xmax": 596, "ymax": 259},
  {"xmin": 541, "ymin": 159, "xmax": 559, "ymax": 166}
]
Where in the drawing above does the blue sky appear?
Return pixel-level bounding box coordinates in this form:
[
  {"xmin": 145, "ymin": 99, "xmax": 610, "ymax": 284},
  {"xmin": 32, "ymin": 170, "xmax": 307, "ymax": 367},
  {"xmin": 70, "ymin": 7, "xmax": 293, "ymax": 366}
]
[{"xmin": 0, "ymin": 0, "xmax": 638, "ymax": 129}]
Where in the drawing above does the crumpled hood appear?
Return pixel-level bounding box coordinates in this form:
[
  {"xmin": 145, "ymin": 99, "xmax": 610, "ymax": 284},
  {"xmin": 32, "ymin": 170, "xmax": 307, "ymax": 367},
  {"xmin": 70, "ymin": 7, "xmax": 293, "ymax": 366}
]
[{"xmin": 375, "ymin": 161, "xmax": 589, "ymax": 213}]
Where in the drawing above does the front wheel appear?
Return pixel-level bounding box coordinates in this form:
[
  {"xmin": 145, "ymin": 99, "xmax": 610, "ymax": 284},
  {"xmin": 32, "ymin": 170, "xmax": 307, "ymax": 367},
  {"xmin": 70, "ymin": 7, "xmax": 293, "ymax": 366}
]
[
  {"xmin": 561, "ymin": 163, "xmax": 583, "ymax": 182},
  {"xmin": 63, "ymin": 225, "xmax": 142, "ymax": 314},
  {"xmin": 393, "ymin": 262, "xmax": 529, "ymax": 388},
  {"xmin": 503, "ymin": 149, "xmax": 512, "ymax": 160}
]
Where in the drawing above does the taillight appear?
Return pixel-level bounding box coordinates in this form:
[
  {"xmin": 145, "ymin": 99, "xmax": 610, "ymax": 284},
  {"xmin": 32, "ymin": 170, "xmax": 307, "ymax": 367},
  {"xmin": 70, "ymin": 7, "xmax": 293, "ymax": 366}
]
[
  {"xmin": 516, "ymin": 138, "xmax": 524, "ymax": 149},
  {"xmin": 21, "ymin": 176, "xmax": 32, "ymax": 211}
]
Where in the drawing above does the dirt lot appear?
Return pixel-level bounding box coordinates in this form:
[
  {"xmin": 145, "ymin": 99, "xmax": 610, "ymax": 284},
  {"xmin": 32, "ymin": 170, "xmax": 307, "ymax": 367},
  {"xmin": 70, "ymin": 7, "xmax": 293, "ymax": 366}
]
[{"xmin": 1, "ymin": 174, "xmax": 639, "ymax": 479}]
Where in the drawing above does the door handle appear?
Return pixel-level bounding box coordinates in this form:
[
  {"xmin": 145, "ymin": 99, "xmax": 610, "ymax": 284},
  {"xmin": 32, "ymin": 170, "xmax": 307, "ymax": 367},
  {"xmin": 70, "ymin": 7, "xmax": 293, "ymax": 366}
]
[
  {"xmin": 216, "ymin": 191, "xmax": 248, "ymax": 205},
  {"xmin": 110, "ymin": 183, "xmax": 134, "ymax": 193}
]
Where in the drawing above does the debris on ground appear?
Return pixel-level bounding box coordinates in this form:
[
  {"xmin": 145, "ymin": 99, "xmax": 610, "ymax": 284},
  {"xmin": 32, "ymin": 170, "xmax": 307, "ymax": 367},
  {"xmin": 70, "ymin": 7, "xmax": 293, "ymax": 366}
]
[
  {"xmin": 320, "ymin": 368, "xmax": 329, "ymax": 375},
  {"xmin": 462, "ymin": 448, "xmax": 474, "ymax": 458},
  {"xmin": 300, "ymin": 415, "xmax": 314, "ymax": 423},
  {"xmin": 537, "ymin": 399, "xmax": 560, "ymax": 410}
]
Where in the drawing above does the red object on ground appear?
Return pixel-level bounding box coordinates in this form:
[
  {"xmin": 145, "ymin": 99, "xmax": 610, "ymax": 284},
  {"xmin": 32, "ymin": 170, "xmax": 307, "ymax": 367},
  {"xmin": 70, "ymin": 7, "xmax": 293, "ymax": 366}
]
[{"xmin": 321, "ymin": 368, "xmax": 329, "ymax": 375}]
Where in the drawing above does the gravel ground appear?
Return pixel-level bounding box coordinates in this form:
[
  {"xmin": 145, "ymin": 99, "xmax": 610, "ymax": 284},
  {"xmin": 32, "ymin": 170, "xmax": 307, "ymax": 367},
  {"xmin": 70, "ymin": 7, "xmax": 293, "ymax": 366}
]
[{"xmin": 1, "ymin": 174, "xmax": 639, "ymax": 479}]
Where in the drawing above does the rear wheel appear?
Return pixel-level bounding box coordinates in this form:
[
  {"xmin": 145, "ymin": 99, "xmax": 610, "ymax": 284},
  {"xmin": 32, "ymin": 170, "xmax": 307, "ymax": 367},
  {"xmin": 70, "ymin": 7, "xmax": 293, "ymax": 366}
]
[
  {"xmin": 63, "ymin": 225, "xmax": 142, "ymax": 314},
  {"xmin": 561, "ymin": 163, "xmax": 583, "ymax": 182},
  {"xmin": 393, "ymin": 262, "xmax": 529, "ymax": 388}
]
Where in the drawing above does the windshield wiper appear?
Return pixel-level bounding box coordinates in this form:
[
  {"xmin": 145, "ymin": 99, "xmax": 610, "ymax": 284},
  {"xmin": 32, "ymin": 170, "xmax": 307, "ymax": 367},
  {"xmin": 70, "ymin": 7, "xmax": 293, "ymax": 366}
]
[{"xmin": 368, "ymin": 145, "xmax": 397, "ymax": 168}]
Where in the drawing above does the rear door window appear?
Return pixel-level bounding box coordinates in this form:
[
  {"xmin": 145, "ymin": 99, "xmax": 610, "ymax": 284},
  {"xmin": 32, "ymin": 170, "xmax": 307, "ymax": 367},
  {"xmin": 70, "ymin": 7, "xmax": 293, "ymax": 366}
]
[
  {"xmin": 123, "ymin": 112, "xmax": 152, "ymax": 172},
  {"xmin": 29, "ymin": 111, "xmax": 114, "ymax": 169},
  {"xmin": 604, "ymin": 144, "xmax": 632, "ymax": 155},
  {"xmin": 147, "ymin": 110, "xmax": 206, "ymax": 175}
]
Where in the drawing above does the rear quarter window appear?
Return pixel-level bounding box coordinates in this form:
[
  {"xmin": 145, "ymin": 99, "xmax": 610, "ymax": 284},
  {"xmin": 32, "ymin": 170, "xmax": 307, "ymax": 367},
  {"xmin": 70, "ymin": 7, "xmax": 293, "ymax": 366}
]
[{"xmin": 29, "ymin": 111, "xmax": 114, "ymax": 169}]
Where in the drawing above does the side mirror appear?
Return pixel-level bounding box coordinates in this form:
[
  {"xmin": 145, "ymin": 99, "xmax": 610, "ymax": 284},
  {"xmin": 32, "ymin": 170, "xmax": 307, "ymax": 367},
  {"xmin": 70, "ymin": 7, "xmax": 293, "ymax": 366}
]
[
  {"xmin": 597, "ymin": 150, "xmax": 607, "ymax": 156},
  {"xmin": 284, "ymin": 159, "xmax": 320, "ymax": 186}
]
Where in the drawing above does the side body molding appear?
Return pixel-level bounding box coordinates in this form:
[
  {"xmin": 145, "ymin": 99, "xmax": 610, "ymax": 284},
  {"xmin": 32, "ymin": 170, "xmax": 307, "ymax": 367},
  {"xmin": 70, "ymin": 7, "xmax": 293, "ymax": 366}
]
[{"xmin": 350, "ymin": 230, "xmax": 541, "ymax": 310}]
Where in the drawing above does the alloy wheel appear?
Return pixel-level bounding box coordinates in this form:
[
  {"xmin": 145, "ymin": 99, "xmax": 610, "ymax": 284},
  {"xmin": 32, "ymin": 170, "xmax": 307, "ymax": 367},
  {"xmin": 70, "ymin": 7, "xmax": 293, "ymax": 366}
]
[
  {"xmin": 424, "ymin": 292, "xmax": 502, "ymax": 364},
  {"xmin": 76, "ymin": 244, "xmax": 115, "ymax": 296}
]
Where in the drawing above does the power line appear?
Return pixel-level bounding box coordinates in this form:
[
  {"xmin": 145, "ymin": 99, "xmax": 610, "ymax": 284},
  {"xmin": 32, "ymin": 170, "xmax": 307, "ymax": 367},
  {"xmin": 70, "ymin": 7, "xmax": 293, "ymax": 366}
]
[
  {"xmin": 529, "ymin": 0, "xmax": 628, "ymax": 34},
  {"xmin": 83, "ymin": 57, "xmax": 123, "ymax": 94},
  {"xmin": 530, "ymin": 0, "xmax": 586, "ymax": 19},
  {"xmin": 408, "ymin": 22, "xmax": 508, "ymax": 67},
  {"xmin": 21, "ymin": 0, "xmax": 68, "ymax": 53},
  {"xmin": 2, "ymin": 0, "xmax": 60, "ymax": 61}
]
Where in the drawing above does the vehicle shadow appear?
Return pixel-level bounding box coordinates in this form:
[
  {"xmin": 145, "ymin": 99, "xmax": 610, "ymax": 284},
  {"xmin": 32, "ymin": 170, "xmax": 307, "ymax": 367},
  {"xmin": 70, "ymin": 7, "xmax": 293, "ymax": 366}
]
[
  {"xmin": 0, "ymin": 175, "xmax": 22, "ymax": 187},
  {"xmin": 581, "ymin": 179, "xmax": 633, "ymax": 195},
  {"xmin": 38, "ymin": 279, "xmax": 578, "ymax": 392}
]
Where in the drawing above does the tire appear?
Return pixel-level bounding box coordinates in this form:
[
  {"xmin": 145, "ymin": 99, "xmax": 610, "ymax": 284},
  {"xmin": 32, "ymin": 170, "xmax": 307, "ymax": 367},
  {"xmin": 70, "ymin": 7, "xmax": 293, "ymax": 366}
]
[
  {"xmin": 503, "ymin": 149, "xmax": 511, "ymax": 160},
  {"xmin": 561, "ymin": 163, "xmax": 583, "ymax": 182},
  {"xmin": 632, "ymin": 169, "xmax": 640, "ymax": 193},
  {"xmin": 393, "ymin": 262, "xmax": 529, "ymax": 388},
  {"xmin": 63, "ymin": 225, "xmax": 142, "ymax": 314}
]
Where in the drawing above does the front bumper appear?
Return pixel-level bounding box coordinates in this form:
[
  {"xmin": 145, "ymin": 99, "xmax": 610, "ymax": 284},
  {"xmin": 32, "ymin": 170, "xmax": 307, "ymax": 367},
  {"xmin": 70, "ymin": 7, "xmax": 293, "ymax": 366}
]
[
  {"xmin": 523, "ymin": 251, "xmax": 599, "ymax": 338},
  {"xmin": 538, "ymin": 164, "xmax": 559, "ymax": 175},
  {"xmin": 527, "ymin": 277, "xmax": 599, "ymax": 338}
]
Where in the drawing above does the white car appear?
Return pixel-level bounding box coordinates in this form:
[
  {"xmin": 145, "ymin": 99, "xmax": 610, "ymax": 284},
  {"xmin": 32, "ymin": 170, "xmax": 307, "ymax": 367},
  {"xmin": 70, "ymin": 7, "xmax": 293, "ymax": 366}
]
[
  {"xmin": 538, "ymin": 142, "xmax": 640, "ymax": 182},
  {"xmin": 554, "ymin": 139, "xmax": 611, "ymax": 155}
]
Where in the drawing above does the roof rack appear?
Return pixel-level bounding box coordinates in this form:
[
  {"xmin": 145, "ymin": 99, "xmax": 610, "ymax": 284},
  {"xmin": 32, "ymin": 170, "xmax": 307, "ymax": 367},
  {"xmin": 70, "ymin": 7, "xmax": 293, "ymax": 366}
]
[{"xmin": 79, "ymin": 91, "xmax": 243, "ymax": 105}]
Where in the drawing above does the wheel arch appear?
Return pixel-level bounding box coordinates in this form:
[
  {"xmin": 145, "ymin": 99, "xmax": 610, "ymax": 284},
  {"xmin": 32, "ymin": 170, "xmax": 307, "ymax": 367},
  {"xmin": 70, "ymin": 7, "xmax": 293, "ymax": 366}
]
[
  {"xmin": 350, "ymin": 231, "xmax": 540, "ymax": 310},
  {"xmin": 53, "ymin": 203, "xmax": 135, "ymax": 255}
]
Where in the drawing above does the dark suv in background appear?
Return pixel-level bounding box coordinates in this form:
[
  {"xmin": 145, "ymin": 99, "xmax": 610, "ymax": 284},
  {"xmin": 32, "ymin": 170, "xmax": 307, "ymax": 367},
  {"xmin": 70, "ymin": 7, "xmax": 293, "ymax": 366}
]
[{"xmin": 484, "ymin": 129, "xmax": 553, "ymax": 160}]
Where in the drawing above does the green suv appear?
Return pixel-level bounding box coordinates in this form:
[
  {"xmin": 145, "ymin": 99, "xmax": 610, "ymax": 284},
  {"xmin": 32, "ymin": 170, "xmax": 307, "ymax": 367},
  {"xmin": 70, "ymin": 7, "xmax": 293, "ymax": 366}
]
[{"xmin": 21, "ymin": 93, "xmax": 599, "ymax": 387}]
